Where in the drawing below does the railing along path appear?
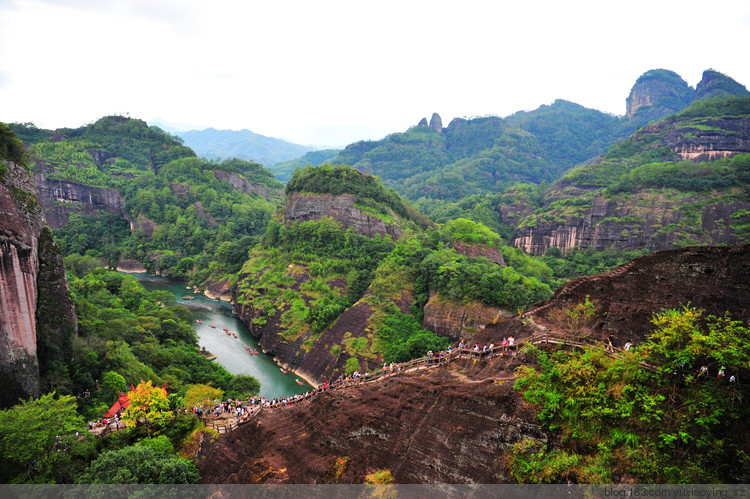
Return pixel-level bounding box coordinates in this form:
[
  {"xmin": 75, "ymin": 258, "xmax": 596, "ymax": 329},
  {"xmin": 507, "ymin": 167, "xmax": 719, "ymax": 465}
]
[{"xmin": 94, "ymin": 327, "xmax": 648, "ymax": 436}]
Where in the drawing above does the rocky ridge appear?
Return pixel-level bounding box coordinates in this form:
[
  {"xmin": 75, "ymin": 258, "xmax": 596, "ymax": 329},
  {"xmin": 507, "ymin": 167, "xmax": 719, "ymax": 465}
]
[
  {"xmin": 511, "ymin": 112, "xmax": 750, "ymax": 256},
  {"xmin": 201, "ymin": 243, "xmax": 750, "ymax": 484}
]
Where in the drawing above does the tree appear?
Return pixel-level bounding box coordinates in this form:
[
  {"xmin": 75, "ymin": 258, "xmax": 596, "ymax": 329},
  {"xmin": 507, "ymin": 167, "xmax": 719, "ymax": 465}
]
[
  {"xmin": 183, "ymin": 383, "xmax": 223, "ymax": 410},
  {"xmin": 122, "ymin": 380, "xmax": 170, "ymax": 433},
  {"xmin": 0, "ymin": 393, "xmax": 92, "ymax": 483},
  {"xmin": 100, "ymin": 371, "xmax": 127, "ymax": 403},
  {"xmin": 77, "ymin": 442, "xmax": 199, "ymax": 484},
  {"xmin": 227, "ymin": 375, "xmax": 261, "ymax": 399}
]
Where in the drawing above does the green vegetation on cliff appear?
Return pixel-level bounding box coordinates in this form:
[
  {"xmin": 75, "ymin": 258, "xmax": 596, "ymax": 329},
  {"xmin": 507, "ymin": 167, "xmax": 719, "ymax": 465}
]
[
  {"xmin": 0, "ymin": 122, "xmax": 28, "ymax": 173},
  {"xmin": 286, "ymin": 163, "xmax": 425, "ymax": 223},
  {"xmin": 515, "ymin": 96, "xmax": 750, "ymax": 257},
  {"xmin": 511, "ymin": 306, "xmax": 750, "ymax": 483},
  {"xmin": 13, "ymin": 117, "xmax": 284, "ymax": 282}
]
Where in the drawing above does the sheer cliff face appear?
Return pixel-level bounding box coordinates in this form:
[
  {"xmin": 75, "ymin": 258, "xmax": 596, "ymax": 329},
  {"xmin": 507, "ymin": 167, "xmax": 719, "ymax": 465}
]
[
  {"xmin": 33, "ymin": 172, "xmax": 125, "ymax": 228},
  {"xmin": 511, "ymin": 116, "xmax": 750, "ymax": 256},
  {"xmin": 0, "ymin": 160, "xmax": 45, "ymax": 406},
  {"xmin": 285, "ymin": 192, "xmax": 402, "ymax": 240},
  {"xmin": 0, "ymin": 160, "xmax": 76, "ymax": 407}
]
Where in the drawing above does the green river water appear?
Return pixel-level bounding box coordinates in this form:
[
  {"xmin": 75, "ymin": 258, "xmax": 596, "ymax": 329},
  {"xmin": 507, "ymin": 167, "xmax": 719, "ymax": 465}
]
[{"xmin": 131, "ymin": 274, "xmax": 312, "ymax": 399}]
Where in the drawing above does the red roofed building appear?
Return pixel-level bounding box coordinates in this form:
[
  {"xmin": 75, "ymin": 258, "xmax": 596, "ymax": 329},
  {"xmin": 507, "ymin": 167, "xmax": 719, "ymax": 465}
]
[{"xmin": 103, "ymin": 392, "xmax": 131, "ymax": 418}]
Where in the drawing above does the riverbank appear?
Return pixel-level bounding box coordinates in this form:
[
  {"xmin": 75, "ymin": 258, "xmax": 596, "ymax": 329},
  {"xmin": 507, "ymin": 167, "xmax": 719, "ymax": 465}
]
[{"xmin": 130, "ymin": 273, "xmax": 313, "ymax": 399}]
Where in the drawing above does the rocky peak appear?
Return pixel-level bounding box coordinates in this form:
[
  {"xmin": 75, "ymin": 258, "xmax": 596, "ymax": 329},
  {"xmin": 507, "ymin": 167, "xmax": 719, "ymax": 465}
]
[
  {"xmin": 284, "ymin": 192, "xmax": 402, "ymax": 240},
  {"xmin": 429, "ymin": 113, "xmax": 443, "ymax": 133},
  {"xmin": 694, "ymin": 69, "xmax": 750, "ymax": 101},
  {"xmin": 417, "ymin": 117, "xmax": 428, "ymax": 127},
  {"xmin": 626, "ymin": 69, "xmax": 692, "ymax": 121}
]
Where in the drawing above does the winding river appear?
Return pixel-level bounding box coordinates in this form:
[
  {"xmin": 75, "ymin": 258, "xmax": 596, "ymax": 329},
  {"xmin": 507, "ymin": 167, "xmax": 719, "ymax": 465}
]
[{"xmin": 131, "ymin": 274, "xmax": 312, "ymax": 399}]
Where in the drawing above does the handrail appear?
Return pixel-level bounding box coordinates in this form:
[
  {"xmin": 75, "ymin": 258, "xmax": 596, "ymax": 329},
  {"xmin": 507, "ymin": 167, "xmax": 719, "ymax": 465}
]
[{"xmin": 93, "ymin": 328, "xmax": 653, "ymax": 438}]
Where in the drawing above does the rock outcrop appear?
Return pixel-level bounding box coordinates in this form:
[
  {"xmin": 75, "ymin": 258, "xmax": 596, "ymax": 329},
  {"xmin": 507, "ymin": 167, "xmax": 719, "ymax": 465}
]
[
  {"xmin": 0, "ymin": 159, "xmax": 76, "ymax": 407},
  {"xmin": 429, "ymin": 113, "xmax": 443, "ymax": 133},
  {"xmin": 694, "ymin": 69, "xmax": 750, "ymax": 102},
  {"xmin": 422, "ymin": 292, "xmax": 510, "ymax": 341},
  {"xmin": 512, "ymin": 113, "xmax": 750, "ymax": 256},
  {"xmin": 626, "ymin": 69, "xmax": 748, "ymax": 126},
  {"xmin": 199, "ymin": 355, "xmax": 545, "ymax": 484},
  {"xmin": 524, "ymin": 244, "xmax": 750, "ymax": 345},
  {"xmin": 626, "ymin": 69, "xmax": 692, "ymax": 122},
  {"xmin": 213, "ymin": 170, "xmax": 284, "ymax": 202},
  {"xmin": 33, "ymin": 172, "xmax": 125, "ymax": 228},
  {"xmin": 285, "ymin": 192, "xmax": 402, "ymax": 240},
  {"xmin": 453, "ymin": 241, "xmax": 505, "ymax": 266}
]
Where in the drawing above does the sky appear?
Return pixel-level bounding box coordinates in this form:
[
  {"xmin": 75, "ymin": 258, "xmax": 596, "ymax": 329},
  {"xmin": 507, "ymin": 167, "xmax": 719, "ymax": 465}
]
[{"xmin": 1, "ymin": 0, "xmax": 749, "ymax": 148}]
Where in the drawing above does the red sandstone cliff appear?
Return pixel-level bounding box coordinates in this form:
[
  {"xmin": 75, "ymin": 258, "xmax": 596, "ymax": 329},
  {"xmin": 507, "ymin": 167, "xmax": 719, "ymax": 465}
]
[
  {"xmin": 200, "ymin": 244, "xmax": 750, "ymax": 484},
  {"xmin": 0, "ymin": 158, "xmax": 77, "ymax": 407}
]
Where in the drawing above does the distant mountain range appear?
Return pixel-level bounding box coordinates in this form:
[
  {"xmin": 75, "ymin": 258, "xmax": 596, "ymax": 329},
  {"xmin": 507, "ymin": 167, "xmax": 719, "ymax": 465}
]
[{"xmin": 170, "ymin": 127, "xmax": 321, "ymax": 168}]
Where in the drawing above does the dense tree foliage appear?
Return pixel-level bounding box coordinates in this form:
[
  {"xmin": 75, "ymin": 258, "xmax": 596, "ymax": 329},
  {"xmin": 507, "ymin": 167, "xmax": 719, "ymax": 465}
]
[
  {"xmin": 57, "ymin": 269, "xmax": 254, "ymax": 420},
  {"xmin": 511, "ymin": 306, "xmax": 750, "ymax": 483},
  {"xmin": 0, "ymin": 393, "xmax": 94, "ymax": 483},
  {"xmin": 11, "ymin": 117, "xmax": 283, "ymax": 283},
  {"xmin": 0, "ymin": 122, "xmax": 28, "ymax": 171},
  {"xmin": 77, "ymin": 436, "xmax": 199, "ymax": 484}
]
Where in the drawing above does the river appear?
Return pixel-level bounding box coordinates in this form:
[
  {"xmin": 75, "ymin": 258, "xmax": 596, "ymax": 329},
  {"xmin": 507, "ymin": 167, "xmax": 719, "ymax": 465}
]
[{"xmin": 131, "ymin": 274, "xmax": 312, "ymax": 399}]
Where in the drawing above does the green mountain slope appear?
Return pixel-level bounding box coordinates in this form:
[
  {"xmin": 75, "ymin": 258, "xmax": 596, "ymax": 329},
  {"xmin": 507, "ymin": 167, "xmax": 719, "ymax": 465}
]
[
  {"xmin": 177, "ymin": 127, "xmax": 317, "ymax": 167},
  {"xmin": 512, "ymin": 96, "xmax": 750, "ymax": 255},
  {"xmin": 269, "ymin": 148, "xmax": 341, "ymax": 183},
  {"xmin": 12, "ymin": 116, "xmax": 284, "ymax": 283}
]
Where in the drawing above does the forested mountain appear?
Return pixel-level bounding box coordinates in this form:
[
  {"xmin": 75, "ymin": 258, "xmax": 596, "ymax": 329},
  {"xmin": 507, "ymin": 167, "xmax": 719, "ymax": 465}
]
[
  {"xmin": 512, "ymin": 96, "xmax": 750, "ymax": 255},
  {"xmin": 176, "ymin": 127, "xmax": 317, "ymax": 167},
  {"xmin": 231, "ymin": 164, "xmax": 555, "ymax": 382},
  {"xmin": 11, "ymin": 116, "xmax": 284, "ymax": 283},
  {"xmin": 323, "ymin": 69, "xmax": 748, "ymax": 234},
  {"xmin": 269, "ymin": 148, "xmax": 341, "ymax": 182}
]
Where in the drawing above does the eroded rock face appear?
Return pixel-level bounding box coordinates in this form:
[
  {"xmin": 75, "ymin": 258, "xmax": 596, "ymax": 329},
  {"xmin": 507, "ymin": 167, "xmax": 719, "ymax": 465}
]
[
  {"xmin": 33, "ymin": 172, "xmax": 125, "ymax": 228},
  {"xmin": 213, "ymin": 170, "xmax": 283, "ymax": 202},
  {"xmin": 199, "ymin": 356, "xmax": 546, "ymax": 484},
  {"xmin": 423, "ymin": 292, "xmax": 510, "ymax": 341},
  {"xmin": 0, "ymin": 160, "xmax": 45, "ymax": 406},
  {"xmin": 285, "ymin": 192, "xmax": 402, "ymax": 240},
  {"xmin": 525, "ymin": 244, "xmax": 750, "ymax": 345},
  {"xmin": 626, "ymin": 69, "xmax": 692, "ymax": 121}
]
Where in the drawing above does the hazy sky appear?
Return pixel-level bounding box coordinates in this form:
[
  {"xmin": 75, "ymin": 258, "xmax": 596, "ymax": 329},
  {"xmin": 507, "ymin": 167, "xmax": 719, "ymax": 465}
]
[{"xmin": 1, "ymin": 0, "xmax": 749, "ymax": 147}]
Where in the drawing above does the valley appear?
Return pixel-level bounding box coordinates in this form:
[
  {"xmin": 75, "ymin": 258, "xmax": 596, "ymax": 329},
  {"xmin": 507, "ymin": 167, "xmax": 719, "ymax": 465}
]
[{"xmin": 0, "ymin": 67, "xmax": 749, "ymax": 485}]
